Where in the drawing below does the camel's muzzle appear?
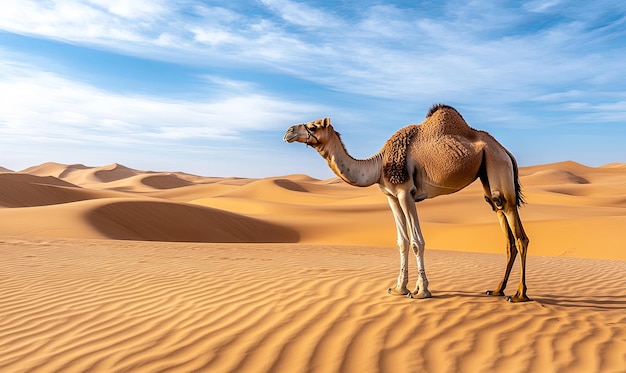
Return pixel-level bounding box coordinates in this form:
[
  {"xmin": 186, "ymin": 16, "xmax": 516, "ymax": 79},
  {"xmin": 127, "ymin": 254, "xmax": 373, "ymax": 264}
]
[{"xmin": 283, "ymin": 126, "xmax": 299, "ymax": 143}]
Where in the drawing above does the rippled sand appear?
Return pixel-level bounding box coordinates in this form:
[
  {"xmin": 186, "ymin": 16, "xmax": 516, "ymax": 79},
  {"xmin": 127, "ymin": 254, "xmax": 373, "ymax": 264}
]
[{"xmin": 1, "ymin": 161, "xmax": 625, "ymax": 372}]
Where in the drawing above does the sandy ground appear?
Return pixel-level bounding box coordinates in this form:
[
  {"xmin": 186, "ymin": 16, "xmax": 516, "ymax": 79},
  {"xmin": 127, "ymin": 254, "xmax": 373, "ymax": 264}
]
[{"xmin": 1, "ymin": 161, "xmax": 625, "ymax": 372}]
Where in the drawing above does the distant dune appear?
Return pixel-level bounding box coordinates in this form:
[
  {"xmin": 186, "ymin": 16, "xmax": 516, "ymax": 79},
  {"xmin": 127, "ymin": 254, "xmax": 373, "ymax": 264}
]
[
  {"xmin": 2, "ymin": 160, "xmax": 623, "ymax": 258},
  {"xmin": 1, "ymin": 161, "xmax": 624, "ymax": 372}
]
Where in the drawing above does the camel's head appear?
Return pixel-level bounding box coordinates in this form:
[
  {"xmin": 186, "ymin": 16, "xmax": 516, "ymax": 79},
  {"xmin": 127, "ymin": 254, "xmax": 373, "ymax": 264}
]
[{"xmin": 283, "ymin": 118, "xmax": 332, "ymax": 147}]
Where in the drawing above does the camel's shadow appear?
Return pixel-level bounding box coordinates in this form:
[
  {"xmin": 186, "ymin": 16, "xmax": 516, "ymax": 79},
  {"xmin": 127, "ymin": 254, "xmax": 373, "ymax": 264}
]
[
  {"xmin": 532, "ymin": 294, "xmax": 626, "ymax": 311},
  {"xmin": 432, "ymin": 290, "xmax": 626, "ymax": 311}
]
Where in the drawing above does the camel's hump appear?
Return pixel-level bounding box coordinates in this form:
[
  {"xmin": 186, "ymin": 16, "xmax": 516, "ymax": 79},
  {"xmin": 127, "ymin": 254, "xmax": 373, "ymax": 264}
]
[
  {"xmin": 422, "ymin": 104, "xmax": 473, "ymax": 136},
  {"xmin": 382, "ymin": 104, "xmax": 475, "ymax": 185}
]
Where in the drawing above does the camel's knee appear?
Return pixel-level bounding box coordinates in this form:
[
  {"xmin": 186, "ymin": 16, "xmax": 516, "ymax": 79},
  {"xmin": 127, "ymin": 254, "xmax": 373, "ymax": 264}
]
[
  {"xmin": 516, "ymin": 235, "xmax": 530, "ymax": 252},
  {"xmin": 410, "ymin": 240, "xmax": 425, "ymax": 255},
  {"xmin": 490, "ymin": 191, "xmax": 505, "ymax": 210},
  {"xmin": 394, "ymin": 227, "xmax": 409, "ymax": 250}
]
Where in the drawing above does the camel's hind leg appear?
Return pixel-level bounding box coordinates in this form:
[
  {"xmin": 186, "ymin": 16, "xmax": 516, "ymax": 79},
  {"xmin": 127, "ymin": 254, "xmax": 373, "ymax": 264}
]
[
  {"xmin": 481, "ymin": 151, "xmax": 530, "ymax": 302},
  {"xmin": 486, "ymin": 209, "xmax": 517, "ymax": 296},
  {"xmin": 485, "ymin": 198, "xmax": 530, "ymax": 302},
  {"xmin": 502, "ymin": 207, "xmax": 530, "ymax": 302}
]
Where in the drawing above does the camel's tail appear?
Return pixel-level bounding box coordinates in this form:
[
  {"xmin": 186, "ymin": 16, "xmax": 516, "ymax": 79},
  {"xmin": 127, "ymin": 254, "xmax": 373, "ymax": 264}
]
[{"xmin": 505, "ymin": 149, "xmax": 525, "ymax": 207}]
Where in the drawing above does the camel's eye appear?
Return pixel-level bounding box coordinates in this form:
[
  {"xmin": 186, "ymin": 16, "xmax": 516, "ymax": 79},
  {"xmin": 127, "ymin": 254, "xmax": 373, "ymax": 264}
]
[{"xmin": 308, "ymin": 126, "xmax": 317, "ymax": 131}]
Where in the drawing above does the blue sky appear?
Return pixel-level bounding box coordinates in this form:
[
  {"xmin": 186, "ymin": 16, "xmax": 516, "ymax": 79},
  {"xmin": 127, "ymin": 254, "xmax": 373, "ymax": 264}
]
[{"xmin": 0, "ymin": 0, "xmax": 624, "ymax": 178}]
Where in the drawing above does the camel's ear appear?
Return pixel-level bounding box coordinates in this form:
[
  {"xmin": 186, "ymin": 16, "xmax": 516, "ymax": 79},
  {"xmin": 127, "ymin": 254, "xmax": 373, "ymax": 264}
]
[{"xmin": 322, "ymin": 117, "xmax": 331, "ymax": 127}]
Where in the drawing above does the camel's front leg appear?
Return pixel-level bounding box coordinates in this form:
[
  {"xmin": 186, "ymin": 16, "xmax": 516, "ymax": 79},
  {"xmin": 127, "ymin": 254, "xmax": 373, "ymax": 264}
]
[
  {"xmin": 398, "ymin": 192, "xmax": 431, "ymax": 299},
  {"xmin": 386, "ymin": 196, "xmax": 411, "ymax": 296}
]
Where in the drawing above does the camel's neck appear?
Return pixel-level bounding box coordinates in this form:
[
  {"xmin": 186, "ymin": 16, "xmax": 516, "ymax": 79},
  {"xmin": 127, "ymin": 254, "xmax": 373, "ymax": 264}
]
[{"xmin": 314, "ymin": 131, "xmax": 382, "ymax": 187}]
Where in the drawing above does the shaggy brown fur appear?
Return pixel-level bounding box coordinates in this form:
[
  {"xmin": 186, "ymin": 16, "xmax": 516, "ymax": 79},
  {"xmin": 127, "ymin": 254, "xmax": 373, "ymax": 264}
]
[{"xmin": 382, "ymin": 124, "xmax": 420, "ymax": 184}]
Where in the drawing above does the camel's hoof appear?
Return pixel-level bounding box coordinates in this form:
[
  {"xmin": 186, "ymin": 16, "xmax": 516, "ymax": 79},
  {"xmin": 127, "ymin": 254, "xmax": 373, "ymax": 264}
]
[
  {"xmin": 408, "ymin": 291, "xmax": 431, "ymax": 299},
  {"xmin": 486, "ymin": 290, "xmax": 504, "ymax": 296},
  {"xmin": 506, "ymin": 295, "xmax": 531, "ymax": 303},
  {"xmin": 387, "ymin": 287, "xmax": 411, "ymax": 296}
]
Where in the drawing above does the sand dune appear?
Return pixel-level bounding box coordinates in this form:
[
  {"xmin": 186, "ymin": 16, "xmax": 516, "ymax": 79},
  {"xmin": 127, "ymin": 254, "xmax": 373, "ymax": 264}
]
[
  {"xmin": 92, "ymin": 173, "xmax": 195, "ymax": 192},
  {"xmin": 0, "ymin": 198, "xmax": 298, "ymax": 243},
  {"xmin": 1, "ymin": 160, "xmax": 624, "ymax": 257},
  {"xmin": 139, "ymin": 174, "xmax": 193, "ymax": 189},
  {"xmin": 0, "ymin": 173, "xmax": 117, "ymax": 208},
  {"xmin": 92, "ymin": 163, "xmax": 140, "ymax": 182},
  {"xmin": 0, "ymin": 161, "xmax": 625, "ymax": 372},
  {"xmin": 20, "ymin": 161, "xmax": 87, "ymax": 178},
  {"xmin": 86, "ymin": 200, "xmax": 299, "ymax": 242},
  {"xmin": 522, "ymin": 168, "xmax": 590, "ymax": 185}
]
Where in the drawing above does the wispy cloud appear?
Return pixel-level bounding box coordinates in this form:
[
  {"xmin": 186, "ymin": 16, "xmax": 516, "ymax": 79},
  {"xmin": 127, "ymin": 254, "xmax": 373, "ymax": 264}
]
[
  {"xmin": 0, "ymin": 57, "xmax": 326, "ymax": 146},
  {"xmin": 1, "ymin": 1, "xmax": 623, "ymax": 107},
  {"xmin": 0, "ymin": 1, "xmax": 624, "ymax": 173},
  {"xmin": 0, "ymin": 1, "xmax": 145, "ymax": 43},
  {"xmin": 88, "ymin": 0, "xmax": 168, "ymax": 19}
]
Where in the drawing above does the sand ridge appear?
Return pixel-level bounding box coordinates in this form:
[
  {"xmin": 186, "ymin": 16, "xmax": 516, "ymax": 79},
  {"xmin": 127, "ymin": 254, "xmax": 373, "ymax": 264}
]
[{"xmin": 0, "ymin": 161, "xmax": 625, "ymax": 372}]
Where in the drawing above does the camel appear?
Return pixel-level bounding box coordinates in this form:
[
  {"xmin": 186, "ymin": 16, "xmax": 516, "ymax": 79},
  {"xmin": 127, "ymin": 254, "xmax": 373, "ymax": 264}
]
[{"xmin": 283, "ymin": 104, "xmax": 530, "ymax": 302}]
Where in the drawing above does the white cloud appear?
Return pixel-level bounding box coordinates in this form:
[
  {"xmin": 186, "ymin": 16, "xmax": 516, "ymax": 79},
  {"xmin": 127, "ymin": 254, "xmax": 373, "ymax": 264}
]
[
  {"xmin": 201, "ymin": 76, "xmax": 257, "ymax": 92},
  {"xmin": 87, "ymin": 0, "xmax": 167, "ymax": 19},
  {"xmin": 0, "ymin": 58, "xmax": 327, "ymax": 146},
  {"xmin": 0, "ymin": 1, "xmax": 623, "ymax": 174},
  {"xmin": 1, "ymin": 1, "xmax": 624, "ymax": 127},
  {"xmin": 563, "ymin": 100, "xmax": 626, "ymax": 123},
  {"xmin": 0, "ymin": 1, "xmax": 135, "ymax": 42}
]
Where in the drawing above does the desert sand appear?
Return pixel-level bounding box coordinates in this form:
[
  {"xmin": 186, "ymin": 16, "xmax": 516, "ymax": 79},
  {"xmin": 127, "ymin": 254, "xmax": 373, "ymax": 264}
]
[{"xmin": 1, "ymin": 161, "xmax": 625, "ymax": 372}]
